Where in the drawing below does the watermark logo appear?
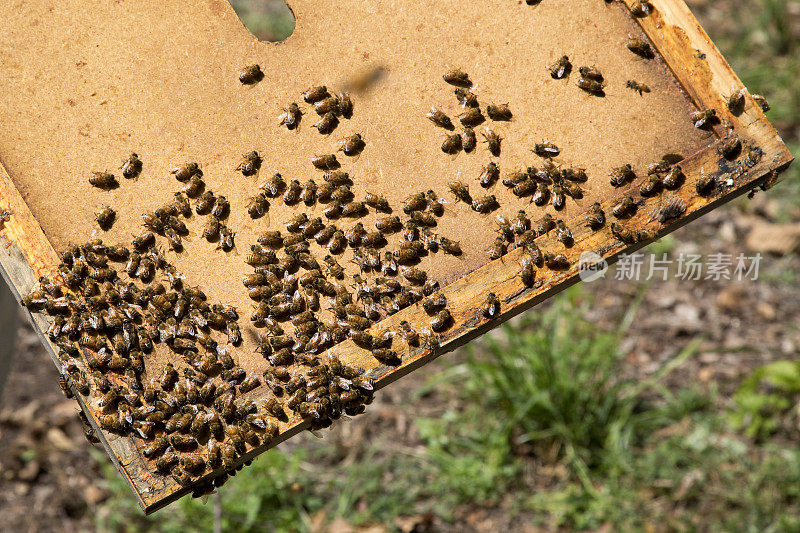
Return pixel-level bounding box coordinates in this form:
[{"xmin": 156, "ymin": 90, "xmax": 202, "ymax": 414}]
[{"xmin": 578, "ymin": 251, "xmax": 609, "ymax": 282}]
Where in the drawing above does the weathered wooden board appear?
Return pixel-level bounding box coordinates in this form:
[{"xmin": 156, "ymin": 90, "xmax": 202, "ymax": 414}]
[{"xmin": 0, "ymin": 0, "xmax": 792, "ymax": 513}]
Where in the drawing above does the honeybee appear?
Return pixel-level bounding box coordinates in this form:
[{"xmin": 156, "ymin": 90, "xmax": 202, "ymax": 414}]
[
  {"xmin": 328, "ymin": 230, "xmax": 347, "ymax": 254},
  {"xmin": 172, "ymin": 162, "xmax": 201, "ymax": 182},
  {"xmin": 342, "ymin": 201, "xmax": 367, "ymax": 217},
  {"xmin": 535, "ymin": 142, "xmax": 561, "ymax": 158},
  {"xmin": 312, "ymin": 154, "xmax": 339, "ymax": 170},
  {"xmin": 459, "ymin": 107, "xmax": 485, "ymax": 128},
  {"xmin": 246, "ymin": 192, "xmax": 270, "ymax": 218},
  {"xmin": 455, "ymin": 87, "xmax": 479, "ymax": 108},
  {"xmin": 443, "ymin": 68, "xmax": 472, "ymax": 87},
  {"xmin": 95, "ymin": 206, "xmax": 115, "ymax": 230},
  {"xmin": 314, "ymin": 111, "xmax": 339, "ymax": 134},
  {"xmin": 279, "ymin": 102, "xmax": 303, "ymax": 129},
  {"xmin": 479, "ymin": 162, "xmax": 499, "ymax": 188},
  {"xmin": 202, "ymin": 217, "xmax": 221, "ymax": 241},
  {"xmin": 89, "ymin": 171, "xmax": 117, "ymax": 189},
  {"xmin": 640, "ymin": 174, "xmax": 663, "ymax": 197},
  {"xmin": 585, "ymin": 202, "xmax": 606, "ymax": 230},
  {"xmin": 626, "ymin": 80, "xmax": 651, "ymax": 95},
  {"xmin": 555, "ymin": 220, "xmax": 574, "ymax": 247},
  {"xmin": 422, "ymin": 293, "xmax": 447, "ymax": 314},
  {"xmin": 397, "ymin": 320, "xmax": 419, "ymax": 347},
  {"xmin": 314, "ymin": 95, "xmax": 341, "ymax": 116},
  {"xmin": 578, "ymin": 66, "xmax": 604, "ymax": 81},
  {"xmin": 462, "ymin": 127, "xmax": 477, "ymax": 153},
  {"xmin": 401, "ymin": 266, "xmax": 428, "ymax": 285},
  {"xmin": 655, "ymin": 196, "xmax": 687, "ymax": 224},
  {"xmin": 430, "ymin": 309, "xmax": 452, "ymax": 332},
  {"xmin": 260, "ymin": 173, "xmax": 285, "ymax": 198},
  {"xmin": 363, "ymin": 192, "xmax": 390, "ymax": 213},
  {"xmin": 183, "ymin": 175, "xmax": 205, "ymax": 197},
  {"xmin": 696, "ymin": 170, "xmax": 716, "ymax": 196},
  {"xmin": 610, "ymin": 164, "xmax": 635, "ymax": 187},
  {"xmin": 551, "ymin": 184, "xmax": 566, "ymax": 210},
  {"xmin": 753, "ymin": 94, "xmax": 770, "ymax": 112},
  {"xmin": 663, "ymin": 165, "xmax": 685, "ymax": 190},
  {"xmin": 626, "ymin": 35, "xmax": 654, "ymax": 58},
  {"xmin": 132, "ymin": 230, "xmax": 155, "ymax": 251},
  {"xmin": 481, "ymin": 292, "xmax": 500, "ymax": 319},
  {"xmin": 690, "ymin": 109, "xmax": 717, "ymax": 129},
  {"xmin": 612, "ymin": 196, "xmax": 637, "ymax": 219},
  {"xmin": 544, "ymin": 252, "xmax": 570, "ymax": 270},
  {"xmin": 471, "ymin": 194, "xmax": 498, "ymax": 214},
  {"xmin": 212, "ymin": 195, "xmax": 230, "ymax": 219},
  {"xmin": 427, "ymin": 107, "xmax": 454, "ymax": 130},
  {"xmin": 442, "ymin": 133, "xmax": 463, "ymax": 154},
  {"xmin": 338, "ymin": 92, "xmax": 354, "ymax": 118},
  {"xmin": 411, "ymin": 211, "xmax": 437, "ymax": 226},
  {"xmin": 631, "ymin": 0, "xmax": 653, "ymax": 16},
  {"xmin": 482, "ymin": 129, "xmax": 502, "ymax": 156},
  {"xmin": 513, "ymin": 179, "xmax": 537, "ymax": 198},
  {"xmin": 489, "ymin": 237, "xmax": 506, "ymax": 260},
  {"xmin": 486, "ymin": 103, "xmax": 512, "ymax": 121},
  {"xmin": 611, "ymin": 222, "xmax": 636, "ymax": 244},
  {"xmin": 519, "ymin": 256, "xmax": 536, "ymax": 287},
  {"xmin": 337, "ymin": 133, "xmax": 365, "ymax": 157},
  {"xmin": 237, "ymin": 151, "xmax": 262, "ymax": 176},
  {"xmin": 404, "ymin": 192, "xmax": 427, "ymax": 214},
  {"xmin": 121, "ymin": 153, "xmax": 143, "ymax": 179},
  {"xmin": 547, "ymin": 54, "xmax": 572, "ymax": 79},
  {"xmin": 376, "ymin": 215, "xmax": 401, "ymax": 233},
  {"xmin": 719, "ymin": 136, "xmax": 742, "ymax": 160},
  {"xmin": 218, "ymin": 225, "xmax": 235, "ymax": 252},
  {"xmin": 447, "ymin": 181, "xmax": 471, "ymax": 204},
  {"xmin": 578, "ymin": 77, "xmax": 605, "ymax": 95},
  {"xmin": 345, "ymin": 222, "xmax": 367, "ymax": 247},
  {"xmin": 303, "ymin": 85, "xmax": 329, "ymax": 103},
  {"xmin": 239, "ymin": 64, "xmax": 263, "ymax": 84},
  {"xmin": 283, "ymin": 179, "xmax": 302, "ymax": 205}
]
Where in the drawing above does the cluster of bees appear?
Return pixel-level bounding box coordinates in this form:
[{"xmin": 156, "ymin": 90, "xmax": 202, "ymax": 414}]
[
  {"xmin": 427, "ymin": 69, "xmax": 510, "ymax": 156},
  {"xmin": 19, "ymin": 2, "xmax": 772, "ymax": 498}
]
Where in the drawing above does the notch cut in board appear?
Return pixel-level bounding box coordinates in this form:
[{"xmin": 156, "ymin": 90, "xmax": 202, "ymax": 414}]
[{"xmin": 0, "ymin": 0, "xmax": 791, "ymax": 513}]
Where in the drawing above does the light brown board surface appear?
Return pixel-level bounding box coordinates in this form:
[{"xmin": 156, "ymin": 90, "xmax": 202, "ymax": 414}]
[{"xmin": 0, "ymin": 0, "xmax": 792, "ymax": 513}]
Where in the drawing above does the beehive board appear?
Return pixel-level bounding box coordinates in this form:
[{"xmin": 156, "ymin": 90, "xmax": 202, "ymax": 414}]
[{"xmin": 0, "ymin": 0, "xmax": 792, "ymax": 513}]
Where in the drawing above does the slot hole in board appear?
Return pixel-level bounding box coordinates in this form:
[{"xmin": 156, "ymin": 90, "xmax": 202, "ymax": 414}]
[{"xmin": 229, "ymin": 0, "xmax": 296, "ymax": 42}]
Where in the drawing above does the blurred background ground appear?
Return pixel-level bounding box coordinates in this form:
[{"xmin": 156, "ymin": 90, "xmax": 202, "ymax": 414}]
[{"xmin": 1, "ymin": 0, "xmax": 799, "ymax": 531}]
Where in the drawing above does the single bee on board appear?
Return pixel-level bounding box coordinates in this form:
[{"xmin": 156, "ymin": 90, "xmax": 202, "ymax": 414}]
[
  {"xmin": 483, "ymin": 128, "xmax": 502, "ymax": 156},
  {"xmin": 238, "ymin": 64, "xmax": 263, "ymax": 84},
  {"xmin": 212, "ymin": 195, "xmax": 230, "ymax": 219},
  {"xmin": 260, "ymin": 172, "xmax": 285, "ymax": 197},
  {"xmin": 586, "ymin": 202, "xmax": 606, "ymax": 230},
  {"xmin": 533, "ymin": 142, "xmax": 560, "ymax": 158},
  {"xmin": 482, "ymin": 292, "xmax": 500, "ymax": 319},
  {"xmin": 172, "ymin": 162, "xmax": 201, "ymax": 182},
  {"xmin": 663, "ymin": 165, "xmax": 685, "ymax": 190},
  {"xmin": 315, "ymin": 95, "xmax": 341, "ymax": 116},
  {"xmin": 578, "ymin": 66, "xmax": 604, "ymax": 82},
  {"xmin": 427, "ymin": 107, "xmax": 454, "ymax": 130},
  {"xmin": 303, "ymin": 85, "xmax": 329, "ymax": 104},
  {"xmin": 691, "ymin": 109, "xmax": 717, "ymax": 129},
  {"xmin": 612, "ymin": 196, "xmax": 637, "ymax": 219},
  {"xmin": 442, "ymin": 133, "xmax": 463, "ymax": 155},
  {"xmin": 459, "ymin": 107, "xmax": 485, "ymax": 128},
  {"xmin": 486, "ymin": 103, "xmax": 512, "ymax": 121},
  {"xmin": 246, "ymin": 192, "xmax": 270, "ymax": 218},
  {"xmin": 120, "ymin": 153, "xmax": 143, "ymax": 179},
  {"xmin": 279, "ymin": 102, "xmax": 303, "ymax": 129},
  {"xmin": 544, "ymin": 252, "xmax": 570, "ymax": 271},
  {"xmin": 610, "ymin": 164, "xmax": 636, "ymax": 187},
  {"xmin": 448, "ymin": 180, "xmax": 471, "ymax": 203},
  {"xmin": 627, "ymin": 35, "xmax": 654, "ymax": 58},
  {"xmin": 479, "ymin": 162, "xmax": 499, "ymax": 188},
  {"xmin": 430, "ymin": 309, "xmax": 452, "ymax": 332},
  {"xmin": 443, "ymin": 68, "xmax": 472, "ymax": 87},
  {"xmin": 654, "ymin": 196, "xmax": 687, "ymax": 224},
  {"xmin": 626, "ymin": 80, "xmax": 651, "ymax": 95},
  {"xmin": 89, "ymin": 171, "xmax": 117, "ymax": 189},
  {"xmin": 237, "ymin": 151, "xmax": 262, "ymax": 176},
  {"xmin": 631, "ymin": 0, "xmax": 653, "ymax": 17},
  {"xmin": 555, "ymin": 220, "xmax": 574, "ymax": 247},
  {"xmin": 726, "ymin": 87, "xmax": 746, "ymax": 113},
  {"xmin": 753, "ymin": 94, "xmax": 770, "ymax": 112},
  {"xmin": 339, "ymin": 133, "xmax": 365, "ymax": 156},
  {"xmin": 95, "ymin": 206, "xmax": 115, "ymax": 230},
  {"xmin": 578, "ymin": 77, "xmax": 605, "ymax": 96},
  {"xmin": 283, "ymin": 179, "xmax": 302, "ymax": 205},
  {"xmin": 548, "ymin": 55, "xmax": 572, "ymax": 79},
  {"xmin": 462, "ymin": 127, "xmax": 477, "ymax": 153},
  {"xmin": 719, "ymin": 135, "xmax": 742, "ymax": 160},
  {"xmin": 312, "ymin": 154, "xmax": 340, "ymax": 171},
  {"xmin": 520, "ymin": 256, "xmax": 536, "ymax": 287},
  {"xmin": 314, "ymin": 111, "xmax": 339, "ymax": 134},
  {"xmin": 471, "ymin": 194, "xmax": 498, "ymax": 214},
  {"xmin": 455, "ymin": 87, "xmax": 479, "ymax": 108},
  {"xmin": 611, "ymin": 222, "xmax": 636, "ymax": 244},
  {"xmin": 696, "ymin": 170, "xmax": 716, "ymax": 196},
  {"xmin": 640, "ymin": 174, "xmax": 663, "ymax": 197},
  {"xmin": 182, "ymin": 175, "xmax": 204, "ymax": 197}
]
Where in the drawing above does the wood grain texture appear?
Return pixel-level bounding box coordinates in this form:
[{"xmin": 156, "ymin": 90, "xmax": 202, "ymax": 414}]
[{"xmin": 0, "ymin": 0, "xmax": 792, "ymax": 513}]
